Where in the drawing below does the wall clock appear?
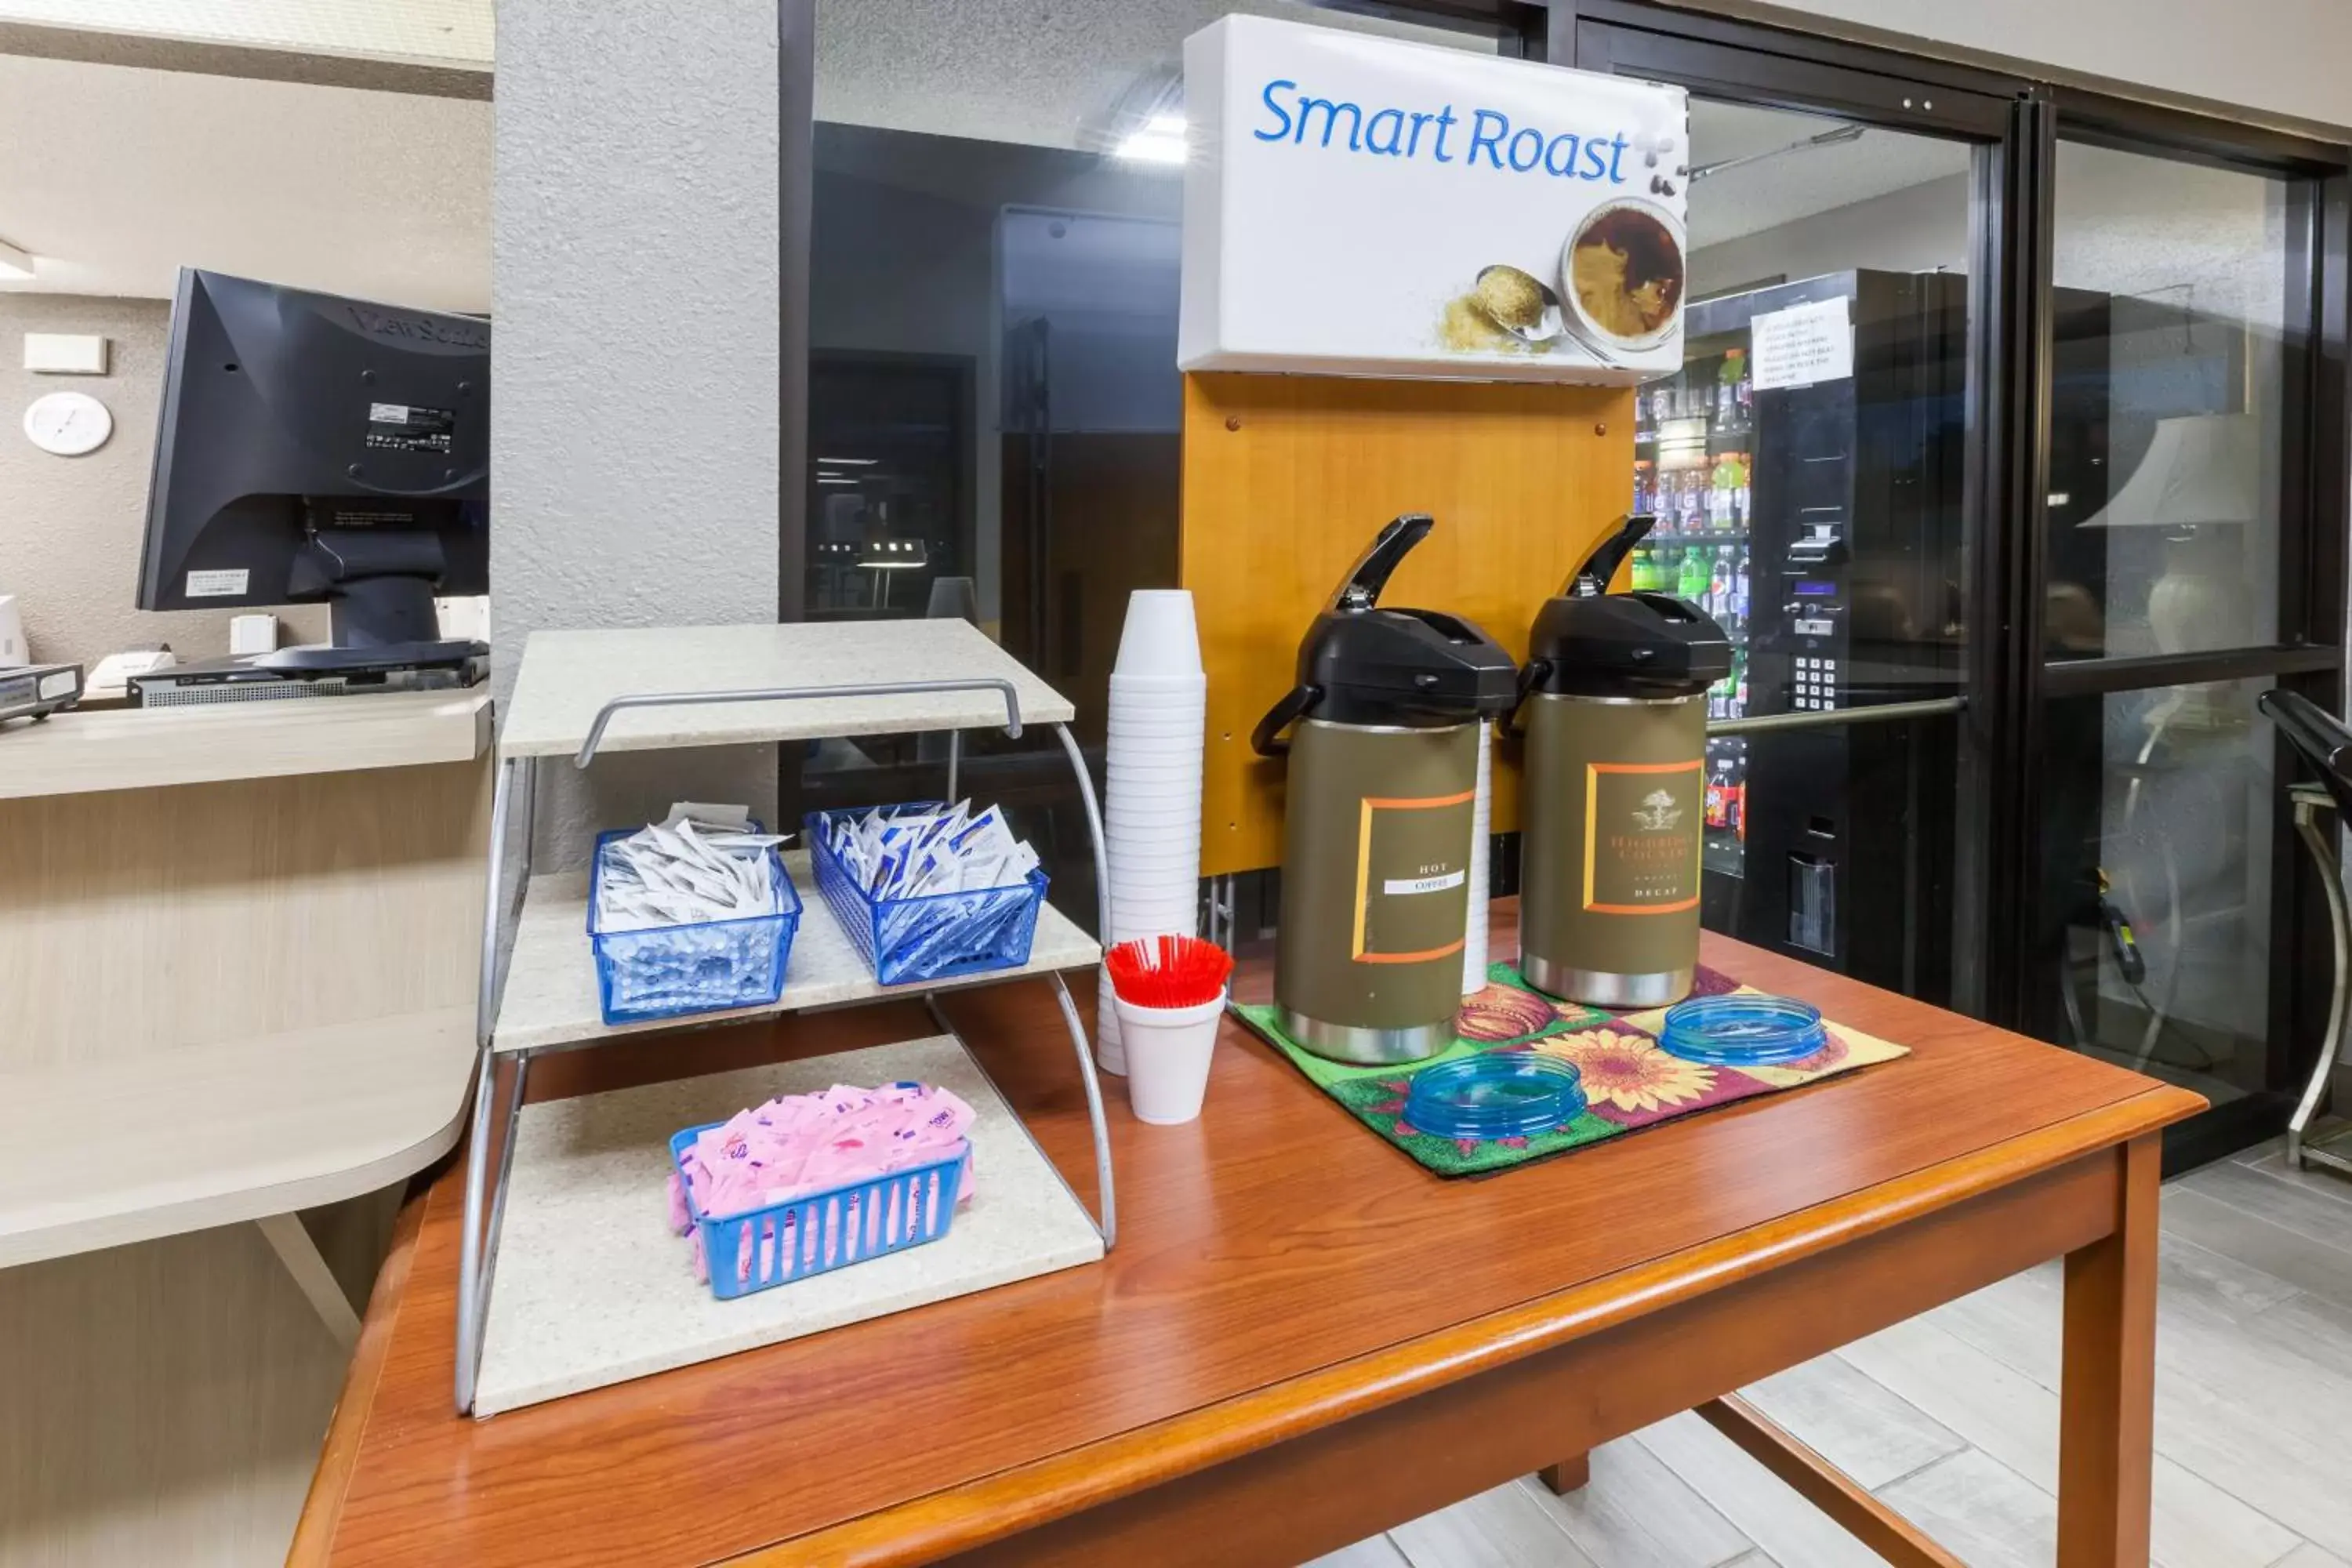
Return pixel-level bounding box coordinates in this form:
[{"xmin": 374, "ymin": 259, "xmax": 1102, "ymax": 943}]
[{"xmin": 23, "ymin": 390, "xmax": 112, "ymax": 456}]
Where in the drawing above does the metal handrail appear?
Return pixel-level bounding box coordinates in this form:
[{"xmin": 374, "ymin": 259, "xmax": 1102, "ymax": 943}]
[
  {"xmin": 573, "ymin": 677, "xmax": 1025, "ymax": 767},
  {"xmin": 1707, "ymin": 694, "xmax": 1965, "ymax": 737}
]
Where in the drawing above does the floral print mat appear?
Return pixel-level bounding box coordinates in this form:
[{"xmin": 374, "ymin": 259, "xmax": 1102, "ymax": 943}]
[{"xmin": 1230, "ymin": 962, "xmax": 1908, "ymax": 1178}]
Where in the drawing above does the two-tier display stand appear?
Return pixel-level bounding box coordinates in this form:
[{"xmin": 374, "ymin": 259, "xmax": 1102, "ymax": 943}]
[{"xmin": 456, "ymin": 621, "xmax": 1116, "ymax": 1416}]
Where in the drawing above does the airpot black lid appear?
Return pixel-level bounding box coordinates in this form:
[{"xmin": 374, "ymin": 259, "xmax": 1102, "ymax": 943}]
[
  {"xmin": 1250, "ymin": 514, "xmax": 1520, "ymax": 753},
  {"xmin": 1525, "ymin": 514, "xmax": 1731, "ymax": 699}
]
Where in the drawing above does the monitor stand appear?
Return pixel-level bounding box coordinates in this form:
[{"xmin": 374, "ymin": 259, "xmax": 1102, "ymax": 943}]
[{"xmin": 267, "ymin": 530, "xmax": 485, "ymax": 673}]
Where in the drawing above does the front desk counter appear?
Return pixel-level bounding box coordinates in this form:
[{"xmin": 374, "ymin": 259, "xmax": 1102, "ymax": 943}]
[
  {"xmin": 295, "ymin": 911, "xmax": 2198, "ymax": 1568},
  {"xmin": 0, "ymin": 691, "xmax": 491, "ymax": 1561}
]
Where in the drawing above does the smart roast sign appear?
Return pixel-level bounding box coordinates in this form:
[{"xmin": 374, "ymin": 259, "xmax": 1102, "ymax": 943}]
[{"xmin": 1178, "ymin": 16, "xmax": 1690, "ymax": 383}]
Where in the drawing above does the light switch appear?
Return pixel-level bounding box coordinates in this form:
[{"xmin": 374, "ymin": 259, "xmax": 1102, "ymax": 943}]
[{"xmin": 23, "ymin": 333, "xmax": 109, "ymax": 375}]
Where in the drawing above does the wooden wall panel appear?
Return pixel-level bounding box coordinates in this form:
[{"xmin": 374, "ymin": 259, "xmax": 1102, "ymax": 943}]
[
  {"xmin": 0, "ymin": 1189, "xmax": 401, "ymax": 1568},
  {"xmin": 1181, "ymin": 372, "xmax": 1635, "ymax": 877},
  {"xmin": 0, "ymin": 759, "xmax": 489, "ymax": 1071}
]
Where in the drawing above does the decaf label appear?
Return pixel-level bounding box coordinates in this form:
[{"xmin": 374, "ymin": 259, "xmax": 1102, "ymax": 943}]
[
  {"xmin": 1583, "ymin": 761, "xmax": 1702, "ymax": 915},
  {"xmin": 1352, "ymin": 789, "xmax": 1476, "ymax": 964}
]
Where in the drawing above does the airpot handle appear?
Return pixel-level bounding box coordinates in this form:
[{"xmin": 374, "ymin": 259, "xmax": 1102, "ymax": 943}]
[
  {"xmin": 1250, "ymin": 683, "xmax": 1322, "ymax": 757},
  {"xmin": 1497, "ymin": 658, "xmax": 1551, "ymax": 740},
  {"xmin": 1565, "ymin": 513, "xmax": 1657, "ymax": 598},
  {"xmin": 1327, "ymin": 513, "xmax": 1435, "ymax": 614}
]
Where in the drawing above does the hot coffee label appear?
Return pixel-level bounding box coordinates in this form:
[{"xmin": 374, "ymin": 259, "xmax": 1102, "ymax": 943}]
[
  {"xmin": 1352, "ymin": 790, "xmax": 1475, "ymax": 964},
  {"xmin": 1583, "ymin": 761, "xmax": 1703, "ymax": 915}
]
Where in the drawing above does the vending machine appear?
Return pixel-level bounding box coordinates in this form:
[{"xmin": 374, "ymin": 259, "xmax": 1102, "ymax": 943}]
[{"xmin": 1632, "ymin": 270, "xmax": 1968, "ymax": 1001}]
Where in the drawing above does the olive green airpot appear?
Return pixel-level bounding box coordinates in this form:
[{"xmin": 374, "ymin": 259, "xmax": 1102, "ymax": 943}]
[
  {"xmin": 1251, "ymin": 514, "xmax": 1521, "ymax": 1065},
  {"xmin": 1513, "ymin": 514, "xmax": 1730, "ymax": 1008}
]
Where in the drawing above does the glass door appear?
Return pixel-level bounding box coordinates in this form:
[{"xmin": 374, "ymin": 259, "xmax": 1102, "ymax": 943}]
[
  {"xmin": 2026, "ymin": 122, "xmax": 2347, "ymax": 1160},
  {"xmin": 1570, "ymin": 2, "xmax": 2350, "ymax": 1161},
  {"xmin": 792, "ymin": 0, "xmax": 1516, "ymax": 933},
  {"xmin": 1572, "ymin": 34, "xmax": 2003, "ymax": 1007}
]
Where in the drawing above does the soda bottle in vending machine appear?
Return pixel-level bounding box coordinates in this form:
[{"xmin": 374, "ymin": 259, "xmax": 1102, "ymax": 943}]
[
  {"xmin": 1676, "ymin": 539, "xmax": 1708, "ymax": 604},
  {"xmin": 1628, "ymin": 541, "xmax": 1660, "ymax": 593},
  {"xmin": 1726, "ymin": 741, "xmax": 1748, "ymax": 838},
  {"xmin": 1704, "ymin": 746, "xmax": 1734, "ymax": 830}
]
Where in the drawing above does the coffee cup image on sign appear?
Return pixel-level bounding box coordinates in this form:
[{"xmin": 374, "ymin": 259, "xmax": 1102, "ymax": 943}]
[{"xmin": 1562, "ymin": 200, "xmax": 1684, "ymax": 349}]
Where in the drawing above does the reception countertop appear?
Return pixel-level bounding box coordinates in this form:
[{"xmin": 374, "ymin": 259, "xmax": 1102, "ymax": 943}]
[{"xmin": 0, "ymin": 689, "xmax": 492, "ymax": 800}]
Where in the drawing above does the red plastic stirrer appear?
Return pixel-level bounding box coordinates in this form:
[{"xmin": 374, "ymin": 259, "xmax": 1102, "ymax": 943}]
[{"xmin": 1105, "ymin": 935, "xmax": 1233, "ymax": 1010}]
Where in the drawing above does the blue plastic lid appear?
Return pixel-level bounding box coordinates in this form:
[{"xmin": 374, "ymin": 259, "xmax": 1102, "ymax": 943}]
[
  {"xmin": 1658, "ymin": 995, "xmax": 1828, "ymax": 1065},
  {"xmin": 1403, "ymin": 1053, "xmax": 1586, "ymax": 1142}
]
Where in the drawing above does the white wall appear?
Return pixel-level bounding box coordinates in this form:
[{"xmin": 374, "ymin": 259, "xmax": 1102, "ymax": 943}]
[
  {"xmin": 1690, "ymin": 172, "xmax": 1967, "ymax": 300},
  {"xmin": 1704, "ymin": 0, "xmax": 2352, "ymax": 132},
  {"xmin": 492, "ymin": 0, "xmax": 782, "ymax": 866},
  {"xmin": 0, "ymin": 0, "xmax": 491, "ymax": 70}
]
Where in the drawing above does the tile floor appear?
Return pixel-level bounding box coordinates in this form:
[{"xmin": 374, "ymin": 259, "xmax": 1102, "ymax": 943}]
[{"xmin": 1310, "ymin": 1138, "xmax": 2352, "ymax": 1568}]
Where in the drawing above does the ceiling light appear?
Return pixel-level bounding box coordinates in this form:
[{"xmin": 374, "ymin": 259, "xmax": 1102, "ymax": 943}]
[
  {"xmin": 1116, "ymin": 132, "xmax": 1188, "ymax": 165},
  {"xmin": 1116, "ymin": 115, "xmax": 1188, "ymax": 165},
  {"xmin": 818, "ymin": 476, "xmax": 856, "ymax": 485},
  {"xmin": 0, "ymin": 238, "xmax": 34, "ymax": 281},
  {"xmin": 819, "ymin": 456, "xmax": 877, "ymax": 465}
]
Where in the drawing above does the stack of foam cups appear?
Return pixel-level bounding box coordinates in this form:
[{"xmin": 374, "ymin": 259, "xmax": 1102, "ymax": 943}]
[
  {"xmin": 1098, "ymin": 590, "xmax": 1207, "ymax": 1075},
  {"xmin": 1461, "ymin": 719, "xmax": 1494, "ymax": 996}
]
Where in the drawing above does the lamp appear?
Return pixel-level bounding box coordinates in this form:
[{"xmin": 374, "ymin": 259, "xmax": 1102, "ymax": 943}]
[
  {"xmin": 858, "ymin": 536, "xmax": 930, "ymax": 571},
  {"xmin": 2080, "ymin": 412, "xmax": 2260, "ymax": 727},
  {"xmin": 925, "ymin": 575, "xmax": 978, "ymax": 622}
]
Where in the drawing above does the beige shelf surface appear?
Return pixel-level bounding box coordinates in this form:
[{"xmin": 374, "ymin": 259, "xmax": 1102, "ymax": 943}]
[
  {"xmin": 0, "ymin": 689, "xmax": 492, "ymax": 800},
  {"xmin": 492, "ymin": 849, "xmax": 1102, "ymax": 1055},
  {"xmin": 495, "ymin": 620, "xmax": 1074, "ymax": 760},
  {"xmin": 0, "ymin": 1006, "xmax": 474, "ymax": 1269},
  {"xmin": 473, "ymin": 1033, "xmax": 1103, "ymax": 1416}
]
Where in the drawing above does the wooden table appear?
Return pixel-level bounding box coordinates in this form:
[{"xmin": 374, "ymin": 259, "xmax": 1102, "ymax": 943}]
[{"xmin": 295, "ymin": 920, "xmax": 2200, "ymax": 1567}]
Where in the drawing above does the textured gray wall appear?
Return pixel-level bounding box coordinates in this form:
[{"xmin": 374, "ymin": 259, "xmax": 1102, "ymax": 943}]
[
  {"xmin": 492, "ymin": 0, "xmax": 782, "ymax": 867},
  {"xmin": 0, "ymin": 293, "xmax": 327, "ymax": 667}
]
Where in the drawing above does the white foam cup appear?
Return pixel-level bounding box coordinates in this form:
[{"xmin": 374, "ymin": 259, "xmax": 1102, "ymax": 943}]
[
  {"xmin": 1113, "ymin": 989, "xmax": 1226, "ymax": 1125},
  {"xmin": 1112, "ymin": 592, "xmax": 1203, "ymax": 680}
]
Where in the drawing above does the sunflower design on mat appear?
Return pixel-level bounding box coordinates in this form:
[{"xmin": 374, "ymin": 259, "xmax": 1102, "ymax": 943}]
[{"xmin": 1533, "ymin": 1028, "xmax": 1716, "ymax": 1113}]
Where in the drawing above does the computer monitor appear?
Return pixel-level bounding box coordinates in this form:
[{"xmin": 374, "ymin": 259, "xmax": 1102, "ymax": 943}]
[{"xmin": 138, "ymin": 268, "xmax": 489, "ymax": 662}]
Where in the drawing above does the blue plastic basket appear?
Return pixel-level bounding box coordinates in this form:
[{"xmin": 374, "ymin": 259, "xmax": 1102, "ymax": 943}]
[
  {"xmin": 668, "ymin": 1123, "xmax": 966, "ymax": 1300},
  {"xmin": 587, "ymin": 827, "xmax": 802, "ymax": 1025},
  {"xmin": 804, "ymin": 804, "xmax": 1047, "ymax": 986}
]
